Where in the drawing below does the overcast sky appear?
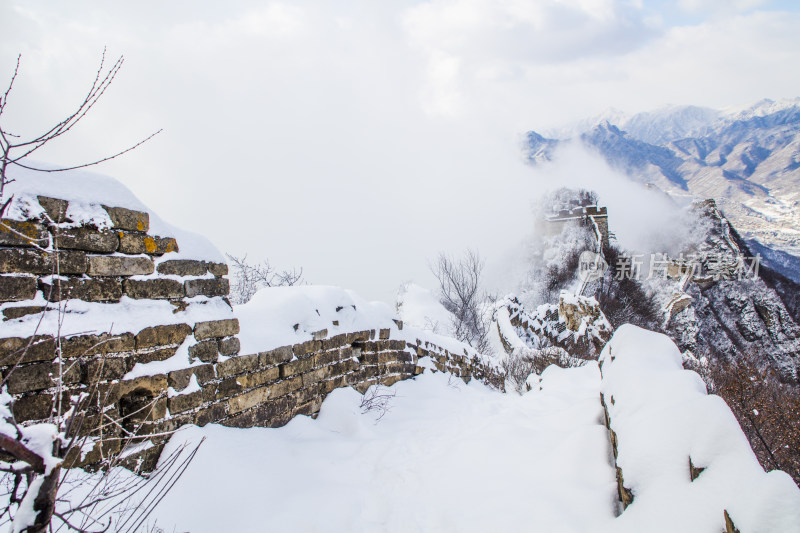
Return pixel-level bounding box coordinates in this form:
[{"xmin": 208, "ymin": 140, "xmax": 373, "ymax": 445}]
[{"xmin": 1, "ymin": 0, "xmax": 799, "ymax": 304}]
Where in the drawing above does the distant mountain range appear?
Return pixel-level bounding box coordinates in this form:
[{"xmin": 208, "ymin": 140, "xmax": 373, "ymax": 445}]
[{"xmin": 526, "ymin": 98, "xmax": 800, "ymax": 282}]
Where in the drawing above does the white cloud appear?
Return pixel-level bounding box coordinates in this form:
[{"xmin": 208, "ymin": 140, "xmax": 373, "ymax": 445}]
[{"xmin": 0, "ymin": 0, "xmax": 798, "ymax": 303}]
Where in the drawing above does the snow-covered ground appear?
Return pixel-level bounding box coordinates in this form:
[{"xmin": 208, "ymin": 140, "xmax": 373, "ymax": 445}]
[{"xmin": 148, "ymin": 363, "xmax": 617, "ymax": 532}]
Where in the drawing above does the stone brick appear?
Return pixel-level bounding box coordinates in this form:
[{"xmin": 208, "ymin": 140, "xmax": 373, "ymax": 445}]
[
  {"xmin": 0, "ymin": 219, "xmax": 49, "ymax": 247},
  {"xmin": 12, "ymin": 393, "xmax": 54, "ymax": 422},
  {"xmin": 156, "ymin": 259, "xmax": 208, "ymax": 276},
  {"xmin": 55, "ymin": 227, "xmax": 118, "ymax": 253},
  {"xmin": 6, "ymin": 362, "xmax": 81, "ymax": 394},
  {"xmin": 216, "ymin": 353, "xmax": 260, "ymax": 378},
  {"xmin": 87, "ymin": 255, "xmax": 154, "ymax": 276},
  {"xmin": 206, "ymin": 262, "xmax": 228, "ymax": 276},
  {"xmin": 167, "ymin": 367, "xmax": 195, "ymax": 390},
  {"xmin": 0, "ymin": 275, "xmax": 36, "ymax": 302},
  {"xmin": 106, "ymin": 375, "xmax": 169, "ymax": 404},
  {"xmin": 0, "ymin": 248, "xmax": 87, "ymax": 275},
  {"xmin": 346, "ymin": 330, "xmax": 371, "ymax": 344},
  {"xmin": 379, "ymin": 328, "xmax": 390, "ymax": 340},
  {"xmin": 268, "ymin": 376, "xmax": 303, "ymax": 398},
  {"xmin": 235, "ymin": 366, "xmax": 280, "ymax": 390},
  {"xmin": 193, "ymin": 318, "xmax": 239, "ymax": 341},
  {"xmin": 3, "ymin": 306, "xmax": 46, "ymax": 321},
  {"xmin": 104, "ymin": 206, "xmax": 149, "ymax": 232},
  {"xmin": 218, "ymin": 336, "xmax": 240, "ymax": 356},
  {"xmin": 382, "ymin": 375, "xmax": 405, "ymax": 387},
  {"xmin": 259, "ymin": 346, "xmax": 293, "ymax": 367},
  {"xmin": 302, "ymin": 366, "xmax": 332, "ymax": 387},
  {"xmin": 137, "ymin": 346, "xmax": 180, "ymax": 364},
  {"xmin": 37, "ymin": 196, "xmax": 69, "ymax": 223},
  {"xmin": 388, "ymin": 339, "xmax": 406, "ymax": 350},
  {"xmin": 293, "ymin": 339, "xmax": 321, "ymax": 358},
  {"xmin": 185, "ymin": 278, "xmax": 230, "ymax": 298},
  {"xmin": 118, "ymin": 232, "xmax": 179, "ymax": 256},
  {"xmin": 0, "ymin": 336, "xmax": 56, "ymax": 366},
  {"xmin": 124, "ymin": 278, "xmax": 184, "ymax": 299},
  {"xmin": 193, "ymin": 364, "xmax": 217, "ymax": 384},
  {"xmin": 227, "ymin": 386, "xmax": 271, "ymax": 415},
  {"xmin": 321, "ymin": 333, "xmax": 348, "ymax": 351},
  {"xmin": 83, "ymin": 356, "xmax": 129, "ymax": 381},
  {"xmin": 188, "ymin": 340, "xmax": 218, "ymax": 363},
  {"xmin": 135, "ymin": 323, "xmax": 192, "ymax": 350},
  {"xmin": 312, "ymin": 329, "xmax": 328, "ymax": 341},
  {"xmin": 313, "ymin": 350, "xmax": 343, "ymax": 368},
  {"xmin": 194, "ymin": 403, "xmax": 227, "ymax": 427},
  {"xmin": 215, "ymin": 377, "xmax": 244, "ymax": 399},
  {"xmin": 280, "ymin": 357, "xmax": 314, "ymax": 378},
  {"xmin": 40, "ymin": 277, "xmax": 122, "ymax": 302},
  {"xmin": 62, "ymin": 332, "xmax": 135, "ymax": 358},
  {"xmin": 329, "ymin": 359, "xmax": 359, "ymax": 377},
  {"xmin": 321, "ymin": 375, "xmax": 348, "ymax": 394},
  {"xmin": 168, "ymin": 390, "xmax": 203, "ymax": 414}
]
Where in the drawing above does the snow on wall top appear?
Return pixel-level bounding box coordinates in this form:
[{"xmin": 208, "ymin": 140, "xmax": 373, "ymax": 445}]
[
  {"xmin": 3, "ymin": 163, "xmax": 223, "ymax": 262},
  {"xmin": 599, "ymin": 324, "xmax": 800, "ymax": 533}
]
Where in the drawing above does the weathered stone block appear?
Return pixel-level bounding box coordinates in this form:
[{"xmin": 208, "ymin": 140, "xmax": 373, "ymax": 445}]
[
  {"xmin": 87, "ymin": 255, "xmax": 154, "ymax": 276},
  {"xmin": 206, "ymin": 262, "xmax": 228, "ymax": 276},
  {"xmin": 56, "ymin": 228, "xmax": 118, "ymax": 253},
  {"xmin": 124, "ymin": 279, "xmax": 184, "ymax": 299},
  {"xmin": 40, "ymin": 277, "xmax": 123, "ymax": 302},
  {"xmin": 193, "ymin": 318, "xmax": 239, "ymax": 341},
  {"xmin": 193, "ymin": 364, "xmax": 217, "ymax": 385},
  {"xmin": 0, "ymin": 248, "xmax": 87, "ymax": 275},
  {"xmin": 313, "ymin": 350, "xmax": 343, "ymax": 368},
  {"xmin": 62, "ymin": 332, "xmax": 135, "ymax": 358},
  {"xmin": 184, "ymin": 278, "xmax": 230, "ymax": 298},
  {"xmin": 312, "ymin": 329, "xmax": 328, "ymax": 341},
  {"xmin": 103, "ymin": 206, "xmax": 149, "ymax": 232},
  {"xmin": 321, "ymin": 375, "xmax": 348, "ymax": 394},
  {"xmin": 216, "ymin": 353, "xmax": 260, "ymax": 378},
  {"xmin": 167, "ymin": 367, "xmax": 195, "ymax": 390},
  {"xmin": 280, "ymin": 357, "xmax": 314, "ymax": 378},
  {"xmin": 6, "ymin": 362, "xmax": 81, "ymax": 394},
  {"xmin": 268, "ymin": 376, "xmax": 303, "ymax": 398},
  {"xmin": 168, "ymin": 390, "xmax": 204, "ymax": 414},
  {"xmin": 227, "ymin": 386, "xmax": 271, "ymax": 415},
  {"xmin": 194, "ymin": 403, "xmax": 228, "ymax": 427},
  {"xmin": 345, "ymin": 330, "xmax": 371, "ymax": 343},
  {"xmin": 381, "ymin": 375, "xmax": 405, "ymax": 387},
  {"xmin": 321, "ymin": 333, "xmax": 348, "ymax": 351},
  {"xmin": 118, "ymin": 232, "xmax": 179, "ymax": 256},
  {"xmin": 135, "ymin": 323, "xmax": 192, "ymax": 350},
  {"xmin": 302, "ymin": 366, "xmax": 332, "ymax": 387},
  {"xmin": 329, "ymin": 359, "xmax": 359, "ymax": 376},
  {"xmin": 3, "ymin": 305, "xmax": 46, "ymax": 321},
  {"xmin": 37, "ymin": 196, "xmax": 69, "ymax": 223},
  {"xmin": 218, "ymin": 336, "xmax": 240, "ymax": 356},
  {"xmin": 137, "ymin": 346, "xmax": 179, "ymax": 364},
  {"xmin": 0, "ymin": 336, "xmax": 56, "ymax": 365},
  {"xmin": 106, "ymin": 375, "xmax": 169, "ymax": 404},
  {"xmin": 379, "ymin": 328, "xmax": 390, "ymax": 340},
  {"xmin": 235, "ymin": 367, "xmax": 279, "ymax": 390},
  {"xmin": 259, "ymin": 346, "xmax": 293, "ymax": 367},
  {"xmin": 0, "ymin": 219, "xmax": 49, "ymax": 247},
  {"xmin": 188, "ymin": 340, "xmax": 218, "ymax": 363},
  {"xmin": 83, "ymin": 356, "xmax": 129, "ymax": 381},
  {"xmin": 388, "ymin": 339, "xmax": 406, "ymax": 351},
  {"xmin": 0, "ymin": 275, "xmax": 37, "ymax": 302},
  {"xmin": 12, "ymin": 393, "xmax": 54, "ymax": 422},
  {"xmin": 156, "ymin": 259, "xmax": 207, "ymax": 277},
  {"xmin": 293, "ymin": 339, "xmax": 321, "ymax": 358}
]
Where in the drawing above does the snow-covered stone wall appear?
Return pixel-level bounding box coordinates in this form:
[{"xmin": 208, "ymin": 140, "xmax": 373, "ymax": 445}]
[
  {"xmin": 0, "ymin": 184, "xmax": 504, "ymax": 470},
  {"xmin": 599, "ymin": 325, "xmax": 800, "ymax": 532}
]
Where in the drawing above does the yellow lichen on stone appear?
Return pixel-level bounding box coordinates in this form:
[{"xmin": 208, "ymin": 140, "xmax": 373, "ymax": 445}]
[
  {"xmin": 136, "ymin": 217, "xmax": 146, "ymax": 231},
  {"xmin": 144, "ymin": 236, "xmax": 157, "ymax": 254}
]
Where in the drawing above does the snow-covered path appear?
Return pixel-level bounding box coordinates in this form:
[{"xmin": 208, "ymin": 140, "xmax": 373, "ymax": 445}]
[{"xmin": 151, "ymin": 363, "xmax": 618, "ymax": 532}]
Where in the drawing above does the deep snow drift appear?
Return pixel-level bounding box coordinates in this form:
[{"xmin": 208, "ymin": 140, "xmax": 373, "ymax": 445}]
[{"xmin": 148, "ymin": 364, "xmax": 618, "ymax": 532}]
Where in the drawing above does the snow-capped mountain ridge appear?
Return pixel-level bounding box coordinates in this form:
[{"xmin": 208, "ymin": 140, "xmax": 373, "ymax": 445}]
[{"xmin": 527, "ymin": 97, "xmax": 800, "ymax": 273}]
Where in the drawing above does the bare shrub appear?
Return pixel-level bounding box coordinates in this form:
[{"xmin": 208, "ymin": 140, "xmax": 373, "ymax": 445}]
[
  {"xmin": 431, "ymin": 250, "xmax": 491, "ymax": 354},
  {"xmin": 710, "ymin": 355, "xmax": 800, "ymax": 487},
  {"xmin": 359, "ymin": 384, "xmax": 396, "ymax": 422},
  {"xmin": 226, "ymin": 253, "xmax": 303, "ymax": 305}
]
